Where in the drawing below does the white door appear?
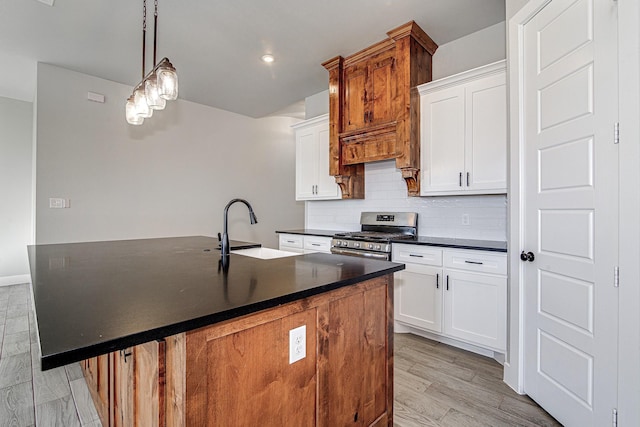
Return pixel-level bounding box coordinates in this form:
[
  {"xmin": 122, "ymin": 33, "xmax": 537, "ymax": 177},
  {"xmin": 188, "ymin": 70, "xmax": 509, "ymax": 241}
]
[{"xmin": 522, "ymin": 0, "xmax": 619, "ymax": 426}]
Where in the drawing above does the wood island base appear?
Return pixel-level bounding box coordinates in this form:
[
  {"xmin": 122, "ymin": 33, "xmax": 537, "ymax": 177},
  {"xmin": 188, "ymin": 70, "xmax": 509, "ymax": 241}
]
[{"xmin": 81, "ymin": 275, "xmax": 394, "ymax": 426}]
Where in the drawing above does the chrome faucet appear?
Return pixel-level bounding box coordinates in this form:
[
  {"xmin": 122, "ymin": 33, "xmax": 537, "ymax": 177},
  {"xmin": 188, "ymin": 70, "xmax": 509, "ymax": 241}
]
[{"xmin": 220, "ymin": 199, "xmax": 258, "ymax": 257}]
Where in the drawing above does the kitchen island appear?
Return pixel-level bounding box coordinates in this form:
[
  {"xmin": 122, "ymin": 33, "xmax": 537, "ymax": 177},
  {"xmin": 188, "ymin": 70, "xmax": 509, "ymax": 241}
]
[{"xmin": 27, "ymin": 236, "xmax": 403, "ymax": 426}]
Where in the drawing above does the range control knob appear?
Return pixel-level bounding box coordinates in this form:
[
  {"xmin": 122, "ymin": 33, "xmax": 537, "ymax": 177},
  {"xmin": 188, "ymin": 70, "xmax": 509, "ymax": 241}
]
[
  {"xmin": 354, "ymin": 242, "xmax": 360, "ymax": 248},
  {"xmin": 375, "ymin": 244, "xmax": 382, "ymax": 250},
  {"xmin": 367, "ymin": 243, "xmax": 374, "ymax": 249}
]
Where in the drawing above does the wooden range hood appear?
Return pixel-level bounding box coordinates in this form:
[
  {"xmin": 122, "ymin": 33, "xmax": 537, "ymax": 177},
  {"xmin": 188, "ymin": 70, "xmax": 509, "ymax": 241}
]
[{"xmin": 323, "ymin": 21, "xmax": 437, "ymax": 199}]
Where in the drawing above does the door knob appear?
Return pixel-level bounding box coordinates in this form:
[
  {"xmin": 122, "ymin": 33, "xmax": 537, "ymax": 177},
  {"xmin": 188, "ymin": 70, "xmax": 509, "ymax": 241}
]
[{"xmin": 520, "ymin": 251, "xmax": 535, "ymax": 262}]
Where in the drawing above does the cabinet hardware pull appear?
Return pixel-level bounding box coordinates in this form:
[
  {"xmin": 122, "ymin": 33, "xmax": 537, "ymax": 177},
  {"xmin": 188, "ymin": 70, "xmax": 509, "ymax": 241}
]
[
  {"xmin": 467, "ymin": 172, "xmax": 470, "ymax": 187},
  {"xmin": 286, "ymin": 240, "xmax": 295, "ymax": 244},
  {"xmin": 122, "ymin": 349, "xmax": 132, "ymax": 362},
  {"xmin": 409, "ymin": 254, "xmax": 423, "ymax": 258},
  {"xmin": 459, "ymin": 172, "xmax": 462, "ymax": 187},
  {"xmin": 312, "ymin": 243, "xmax": 321, "ymax": 246},
  {"xmin": 464, "ymin": 260, "xmax": 484, "ymax": 265},
  {"xmin": 436, "ymin": 273, "xmax": 439, "ymax": 289},
  {"xmin": 369, "ymin": 111, "xmax": 373, "ymax": 122},
  {"xmin": 446, "ymin": 275, "xmax": 449, "ymax": 291}
]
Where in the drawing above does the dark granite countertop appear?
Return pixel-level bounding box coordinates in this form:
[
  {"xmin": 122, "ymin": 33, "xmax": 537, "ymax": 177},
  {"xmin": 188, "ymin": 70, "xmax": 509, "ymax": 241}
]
[
  {"xmin": 392, "ymin": 236, "xmax": 507, "ymax": 253},
  {"xmin": 27, "ymin": 236, "xmax": 403, "ymax": 370},
  {"xmin": 276, "ymin": 229, "xmax": 506, "ymax": 252}
]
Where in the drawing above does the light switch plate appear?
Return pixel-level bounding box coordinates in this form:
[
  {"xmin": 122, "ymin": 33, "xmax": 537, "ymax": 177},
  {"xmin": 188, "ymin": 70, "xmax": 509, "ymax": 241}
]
[{"xmin": 289, "ymin": 325, "xmax": 306, "ymax": 364}]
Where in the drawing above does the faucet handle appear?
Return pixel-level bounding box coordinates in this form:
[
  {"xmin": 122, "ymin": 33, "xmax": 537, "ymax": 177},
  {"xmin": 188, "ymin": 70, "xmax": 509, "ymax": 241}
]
[{"xmin": 217, "ymin": 232, "xmax": 222, "ymax": 242}]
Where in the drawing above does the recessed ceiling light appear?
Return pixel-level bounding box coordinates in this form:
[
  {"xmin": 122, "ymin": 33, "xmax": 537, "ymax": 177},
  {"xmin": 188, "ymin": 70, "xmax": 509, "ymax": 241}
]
[{"xmin": 261, "ymin": 54, "xmax": 275, "ymax": 64}]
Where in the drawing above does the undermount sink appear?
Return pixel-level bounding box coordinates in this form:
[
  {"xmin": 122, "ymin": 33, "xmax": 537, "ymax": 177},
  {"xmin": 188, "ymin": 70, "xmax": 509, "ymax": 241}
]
[{"xmin": 230, "ymin": 247, "xmax": 302, "ymax": 260}]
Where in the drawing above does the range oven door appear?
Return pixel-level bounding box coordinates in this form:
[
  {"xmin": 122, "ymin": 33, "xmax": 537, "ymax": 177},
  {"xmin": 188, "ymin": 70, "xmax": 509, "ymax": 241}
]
[{"xmin": 330, "ymin": 247, "xmax": 391, "ymax": 260}]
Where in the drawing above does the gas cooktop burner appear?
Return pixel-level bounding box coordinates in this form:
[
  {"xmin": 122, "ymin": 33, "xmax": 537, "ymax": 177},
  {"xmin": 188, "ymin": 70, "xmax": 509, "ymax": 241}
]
[{"xmin": 335, "ymin": 231, "xmax": 415, "ymax": 241}]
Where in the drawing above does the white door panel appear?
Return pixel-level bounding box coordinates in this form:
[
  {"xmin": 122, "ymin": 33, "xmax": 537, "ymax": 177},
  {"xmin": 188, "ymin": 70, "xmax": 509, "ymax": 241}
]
[{"xmin": 522, "ymin": 0, "xmax": 618, "ymax": 425}]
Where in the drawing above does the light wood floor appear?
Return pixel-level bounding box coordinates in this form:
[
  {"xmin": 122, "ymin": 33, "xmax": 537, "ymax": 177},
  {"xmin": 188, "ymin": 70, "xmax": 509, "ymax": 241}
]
[
  {"xmin": 0, "ymin": 283, "xmax": 101, "ymax": 426},
  {"xmin": 394, "ymin": 332, "xmax": 562, "ymax": 427},
  {"xmin": 1, "ymin": 283, "xmax": 560, "ymax": 426}
]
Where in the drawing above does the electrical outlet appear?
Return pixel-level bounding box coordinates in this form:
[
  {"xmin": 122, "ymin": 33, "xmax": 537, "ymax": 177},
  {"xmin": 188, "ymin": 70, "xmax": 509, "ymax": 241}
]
[
  {"xmin": 289, "ymin": 325, "xmax": 306, "ymax": 364},
  {"xmin": 49, "ymin": 198, "xmax": 70, "ymax": 208},
  {"xmin": 462, "ymin": 214, "xmax": 470, "ymax": 226}
]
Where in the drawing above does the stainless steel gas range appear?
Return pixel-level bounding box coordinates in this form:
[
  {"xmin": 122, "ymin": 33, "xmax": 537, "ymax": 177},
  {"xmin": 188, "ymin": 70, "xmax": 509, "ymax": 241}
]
[{"xmin": 330, "ymin": 212, "xmax": 418, "ymax": 260}]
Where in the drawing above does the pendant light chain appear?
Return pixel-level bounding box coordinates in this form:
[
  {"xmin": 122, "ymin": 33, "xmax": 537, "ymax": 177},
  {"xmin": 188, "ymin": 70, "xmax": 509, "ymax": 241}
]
[
  {"xmin": 153, "ymin": 0, "xmax": 158, "ymax": 66},
  {"xmin": 126, "ymin": 0, "xmax": 179, "ymax": 125},
  {"xmin": 142, "ymin": 0, "xmax": 147, "ymax": 81}
]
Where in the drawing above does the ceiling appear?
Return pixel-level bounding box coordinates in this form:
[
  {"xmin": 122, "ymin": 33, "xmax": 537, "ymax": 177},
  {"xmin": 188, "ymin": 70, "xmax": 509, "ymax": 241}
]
[{"xmin": 0, "ymin": 0, "xmax": 505, "ymax": 118}]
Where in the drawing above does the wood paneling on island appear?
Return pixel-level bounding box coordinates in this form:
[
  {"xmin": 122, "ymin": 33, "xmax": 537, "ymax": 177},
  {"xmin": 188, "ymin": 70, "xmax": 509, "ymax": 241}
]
[{"xmin": 82, "ymin": 275, "xmax": 394, "ymax": 426}]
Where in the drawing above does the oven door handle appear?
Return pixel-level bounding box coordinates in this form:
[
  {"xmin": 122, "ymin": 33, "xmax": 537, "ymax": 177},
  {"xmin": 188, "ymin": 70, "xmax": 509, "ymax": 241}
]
[{"xmin": 330, "ymin": 247, "xmax": 390, "ymax": 260}]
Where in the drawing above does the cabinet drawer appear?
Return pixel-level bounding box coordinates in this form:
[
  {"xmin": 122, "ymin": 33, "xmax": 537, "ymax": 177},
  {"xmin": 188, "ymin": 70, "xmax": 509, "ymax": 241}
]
[
  {"xmin": 444, "ymin": 249, "xmax": 507, "ymax": 275},
  {"xmin": 279, "ymin": 234, "xmax": 303, "ymax": 249},
  {"xmin": 392, "ymin": 244, "xmax": 443, "ymax": 266},
  {"xmin": 303, "ymin": 236, "xmax": 332, "ymax": 253}
]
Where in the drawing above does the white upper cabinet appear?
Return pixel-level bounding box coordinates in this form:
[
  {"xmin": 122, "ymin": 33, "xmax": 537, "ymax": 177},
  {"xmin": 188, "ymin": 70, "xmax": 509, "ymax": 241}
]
[
  {"xmin": 419, "ymin": 61, "xmax": 507, "ymax": 196},
  {"xmin": 292, "ymin": 114, "xmax": 341, "ymax": 201}
]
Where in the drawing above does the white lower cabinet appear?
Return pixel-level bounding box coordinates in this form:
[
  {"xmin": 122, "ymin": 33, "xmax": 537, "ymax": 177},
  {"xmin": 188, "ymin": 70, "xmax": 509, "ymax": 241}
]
[
  {"xmin": 393, "ymin": 244, "xmax": 507, "ymax": 352},
  {"xmin": 279, "ymin": 233, "xmax": 332, "ymax": 254},
  {"xmin": 443, "ymin": 269, "xmax": 506, "ymax": 350},
  {"xmin": 395, "ymin": 264, "xmax": 442, "ymax": 333}
]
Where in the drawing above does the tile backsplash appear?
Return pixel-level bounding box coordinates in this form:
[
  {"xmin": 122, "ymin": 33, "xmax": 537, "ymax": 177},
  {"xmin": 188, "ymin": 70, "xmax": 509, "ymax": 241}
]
[{"xmin": 305, "ymin": 160, "xmax": 507, "ymax": 241}]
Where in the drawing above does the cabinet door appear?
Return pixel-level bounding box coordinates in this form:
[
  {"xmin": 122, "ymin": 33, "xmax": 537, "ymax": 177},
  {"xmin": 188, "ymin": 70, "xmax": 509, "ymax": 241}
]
[
  {"xmin": 465, "ymin": 73, "xmax": 507, "ymax": 192},
  {"xmin": 420, "ymin": 86, "xmax": 466, "ymax": 194},
  {"xmin": 443, "ymin": 270, "xmax": 506, "ymax": 351},
  {"xmin": 343, "ymin": 62, "xmax": 368, "ymax": 132},
  {"xmin": 394, "ymin": 264, "xmax": 442, "ymax": 333},
  {"xmin": 314, "ymin": 123, "xmax": 341, "ymax": 199},
  {"xmin": 368, "ymin": 50, "xmax": 396, "ymax": 127},
  {"xmin": 295, "ymin": 127, "xmax": 318, "ymax": 200}
]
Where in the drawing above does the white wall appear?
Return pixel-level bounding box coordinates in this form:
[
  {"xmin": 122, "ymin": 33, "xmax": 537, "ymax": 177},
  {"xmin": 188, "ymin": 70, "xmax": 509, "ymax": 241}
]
[
  {"xmin": 35, "ymin": 63, "xmax": 304, "ymax": 248},
  {"xmin": 0, "ymin": 97, "xmax": 33, "ymax": 285},
  {"xmin": 432, "ymin": 21, "xmax": 506, "ymax": 80}
]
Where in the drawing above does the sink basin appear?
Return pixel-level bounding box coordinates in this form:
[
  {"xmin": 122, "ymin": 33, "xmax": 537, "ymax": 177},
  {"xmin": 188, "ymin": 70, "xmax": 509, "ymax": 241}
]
[{"xmin": 231, "ymin": 247, "xmax": 303, "ymax": 260}]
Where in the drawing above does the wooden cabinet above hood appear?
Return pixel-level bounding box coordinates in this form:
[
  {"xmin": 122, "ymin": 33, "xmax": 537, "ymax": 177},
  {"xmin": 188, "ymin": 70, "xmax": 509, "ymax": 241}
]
[{"xmin": 323, "ymin": 21, "xmax": 437, "ymax": 199}]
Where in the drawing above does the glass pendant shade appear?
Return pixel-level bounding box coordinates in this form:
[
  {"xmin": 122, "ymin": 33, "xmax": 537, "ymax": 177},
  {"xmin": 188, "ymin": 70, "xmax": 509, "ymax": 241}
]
[
  {"xmin": 145, "ymin": 74, "xmax": 166, "ymax": 110},
  {"xmin": 134, "ymin": 87, "xmax": 153, "ymax": 118},
  {"xmin": 157, "ymin": 59, "xmax": 178, "ymax": 100},
  {"xmin": 126, "ymin": 96, "xmax": 144, "ymax": 125}
]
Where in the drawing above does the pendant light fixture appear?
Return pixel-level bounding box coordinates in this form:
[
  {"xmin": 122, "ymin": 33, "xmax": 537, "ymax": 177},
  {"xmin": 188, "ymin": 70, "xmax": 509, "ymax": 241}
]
[{"xmin": 126, "ymin": 0, "xmax": 178, "ymax": 125}]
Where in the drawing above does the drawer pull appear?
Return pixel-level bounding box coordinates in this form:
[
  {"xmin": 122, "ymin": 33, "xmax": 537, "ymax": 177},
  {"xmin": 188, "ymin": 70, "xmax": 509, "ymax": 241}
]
[
  {"xmin": 409, "ymin": 254, "xmax": 423, "ymax": 258},
  {"xmin": 311, "ymin": 243, "xmax": 321, "ymax": 246},
  {"xmin": 464, "ymin": 260, "xmax": 484, "ymax": 265},
  {"xmin": 286, "ymin": 240, "xmax": 296, "ymax": 244}
]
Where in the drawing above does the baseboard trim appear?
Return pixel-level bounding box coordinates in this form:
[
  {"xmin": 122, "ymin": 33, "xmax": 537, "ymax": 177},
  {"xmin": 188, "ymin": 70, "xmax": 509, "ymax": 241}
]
[
  {"xmin": 394, "ymin": 321, "xmax": 505, "ymax": 362},
  {"xmin": 0, "ymin": 274, "xmax": 31, "ymax": 287}
]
